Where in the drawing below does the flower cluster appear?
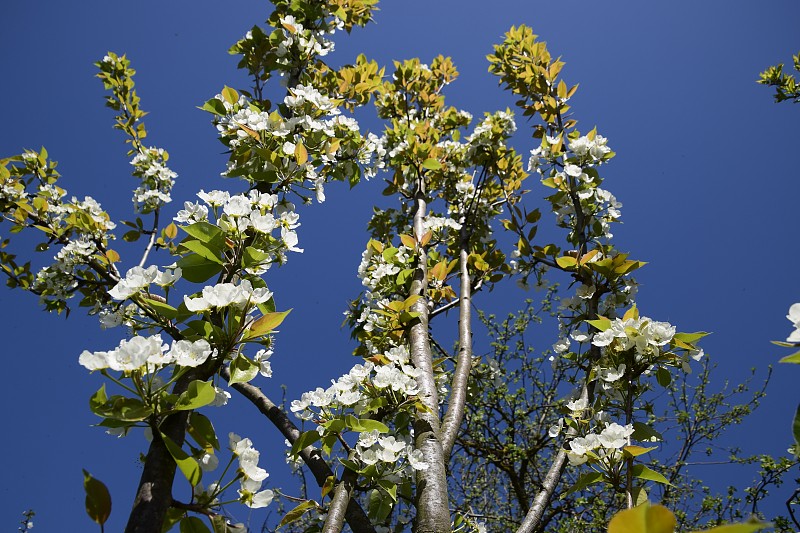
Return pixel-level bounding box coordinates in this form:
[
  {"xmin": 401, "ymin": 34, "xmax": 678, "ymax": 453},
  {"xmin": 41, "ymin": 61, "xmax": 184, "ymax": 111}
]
[
  {"xmin": 79, "ymin": 335, "xmax": 215, "ymax": 373},
  {"xmin": 566, "ymin": 421, "xmax": 635, "ymax": 466},
  {"xmin": 176, "ymin": 189, "xmax": 303, "ymax": 269},
  {"xmin": 229, "ymin": 433, "xmax": 274, "ymax": 509},
  {"xmin": 591, "ymin": 315, "xmax": 676, "ymax": 359},
  {"xmin": 108, "ymin": 265, "xmax": 181, "ymax": 301},
  {"xmin": 129, "ymin": 147, "xmax": 177, "ymax": 213},
  {"xmin": 291, "ymin": 345, "xmax": 429, "ymax": 476},
  {"xmin": 207, "ymin": 80, "xmax": 377, "ymax": 203},
  {"xmin": 184, "ymin": 280, "xmax": 273, "ymax": 313}
]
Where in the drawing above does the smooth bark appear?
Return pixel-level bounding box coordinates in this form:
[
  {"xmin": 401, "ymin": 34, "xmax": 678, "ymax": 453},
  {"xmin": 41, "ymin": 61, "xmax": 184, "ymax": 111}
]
[
  {"xmin": 409, "ymin": 179, "xmax": 451, "ymax": 533},
  {"xmin": 440, "ymin": 239, "xmax": 472, "ymax": 457}
]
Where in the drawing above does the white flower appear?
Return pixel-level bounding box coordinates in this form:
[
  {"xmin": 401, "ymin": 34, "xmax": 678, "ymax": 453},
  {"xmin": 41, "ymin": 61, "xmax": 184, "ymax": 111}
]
[
  {"xmin": 569, "ymin": 433, "xmax": 600, "ymax": 456},
  {"xmin": 787, "ymin": 303, "xmax": 800, "ymax": 342},
  {"xmin": 174, "ymin": 201, "xmax": 208, "ymax": 223},
  {"xmin": 79, "ymin": 350, "xmax": 110, "ymax": 371},
  {"xmin": 170, "ymin": 339, "xmax": 215, "ymax": 367},
  {"xmin": 199, "ymin": 453, "xmax": 219, "ymax": 472},
  {"xmin": 598, "ymin": 364, "xmax": 626, "ymax": 382},
  {"xmin": 108, "ymin": 335, "xmax": 166, "ymax": 372},
  {"xmin": 223, "ymin": 195, "xmax": 251, "ymax": 217},
  {"xmin": 564, "ymin": 164, "xmax": 583, "ymax": 177},
  {"xmin": 566, "ymin": 397, "xmax": 588, "ymax": 412},
  {"xmin": 184, "ymin": 281, "xmax": 273, "ymax": 312},
  {"xmin": 597, "ymin": 422, "xmax": 634, "ymax": 449},
  {"xmin": 197, "ymin": 190, "xmax": 230, "ymax": 207},
  {"xmin": 239, "ymin": 448, "xmax": 269, "ymax": 481},
  {"xmin": 251, "ymin": 212, "xmax": 277, "ymax": 233},
  {"xmin": 108, "ymin": 265, "xmax": 159, "ymax": 300},
  {"xmin": 553, "ymin": 338, "xmax": 570, "ymax": 354},
  {"xmin": 210, "ymin": 386, "xmax": 231, "ymax": 407},
  {"xmin": 249, "ymin": 489, "xmax": 274, "ymax": 508},
  {"xmin": 154, "ymin": 268, "xmax": 181, "ymax": 286}
]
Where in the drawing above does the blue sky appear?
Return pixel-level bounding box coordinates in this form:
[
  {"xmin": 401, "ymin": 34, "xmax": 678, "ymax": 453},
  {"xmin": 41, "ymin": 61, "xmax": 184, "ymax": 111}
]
[{"xmin": 1, "ymin": 1, "xmax": 799, "ymax": 530}]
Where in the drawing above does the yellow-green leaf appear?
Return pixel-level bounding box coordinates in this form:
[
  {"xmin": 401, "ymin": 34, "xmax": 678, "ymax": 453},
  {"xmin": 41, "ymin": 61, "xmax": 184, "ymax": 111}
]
[
  {"xmin": 608, "ymin": 502, "xmax": 675, "ymax": 533},
  {"xmin": 631, "ymin": 464, "xmax": 672, "ymax": 486},
  {"xmin": 161, "ymin": 433, "xmax": 201, "ymax": 486},
  {"xmin": 399, "ymin": 234, "xmax": 416, "ymax": 249},
  {"xmin": 623, "ymin": 445, "xmax": 658, "ymax": 458},
  {"xmin": 556, "ymin": 255, "xmax": 577, "ymax": 269},
  {"xmin": 294, "ymin": 142, "xmax": 308, "ymax": 165},
  {"xmin": 246, "ymin": 309, "xmax": 291, "ymax": 339},
  {"xmin": 779, "ymin": 351, "xmax": 800, "ymax": 364},
  {"xmin": 691, "ymin": 519, "xmax": 772, "ymax": 533},
  {"xmin": 623, "ymin": 304, "xmax": 639, "ymax": 321},
  {"xmin": 278, "ymin": 500, "xmax": 317, "ymax": 529},
  {"xmin": 422, "ymin": 158, "xmax": 442, "ymax": 170},
  {"xmin": 221, "ymin": 86, "xmax": 239, "ymax": 105}
]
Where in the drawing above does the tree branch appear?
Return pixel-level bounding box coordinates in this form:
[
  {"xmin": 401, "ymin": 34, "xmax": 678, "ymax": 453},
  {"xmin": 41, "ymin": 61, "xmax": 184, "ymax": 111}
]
[
  {"xmin": 440, "ymin": 235, "xmax": 472, "ymax": 457},
  {"xmin": 219, "ymin": 367, "xmax": 376, "ymax": 533},
  {"xmin": 321, "ymin": 457, "xmax": 360, "ymax": 533},
  {"xmin": 409, "ymin": 174, "xmax": 451, "ymax": 533}
]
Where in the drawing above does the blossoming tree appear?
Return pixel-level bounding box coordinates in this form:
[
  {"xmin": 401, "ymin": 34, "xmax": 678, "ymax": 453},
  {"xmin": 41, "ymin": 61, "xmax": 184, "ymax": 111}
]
[{"xmin": 0, "ymin": 2, "xmax": 782, "ymax": 533}]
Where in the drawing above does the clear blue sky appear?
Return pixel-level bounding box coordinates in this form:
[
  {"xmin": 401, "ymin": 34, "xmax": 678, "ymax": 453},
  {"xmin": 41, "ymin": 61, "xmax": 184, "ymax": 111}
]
[{"xmin": 1, "ymin": 1, "xmax": 799, "ymax": 530}]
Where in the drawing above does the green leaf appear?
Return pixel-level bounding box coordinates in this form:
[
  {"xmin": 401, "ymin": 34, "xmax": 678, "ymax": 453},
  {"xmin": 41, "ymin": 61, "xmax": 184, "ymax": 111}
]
[
  {"xmin": 89, "ymin": 384, "xmax": 108, "ymax": 412},
  {"xmin": 123, "ymin": 230, "xmax": 141, "ymax": 242},
  {"xmin": 180, "ymin": 516, "xmax": 212, "ymax": 533},
  {"xmin": 608, "ymin": 502, "xmax": 675, "ymax": 533},
  {"xmin": 181, "ymin": 240, "xmax": 223, "ymax": 265},
  {"xmin": 162, "ymin": 507, "xmax": 186, "ymax": 532},
  {"xmin": 586, "ymin": 317, "xmax": 612, "ymax": 331},
  {"xmin": 348, "ymin": 418, "xmax": 389, "ymax": 433},
  {"xmin": 656, "ymin": 367, "xmax": 671, "ymax": 388},
  {"xmin": 188, "ymin": 412, "xmax": 220, "ymax": 451},
  {"xmin": 631, "ymin": 464, "xmax": 672, "ymax": 486},
  {"xmin": 563, "ymin": 471, "xmax": 603, "ymax": 496},
  {"xmin": 779, "ymin": 351, "xmax": 800, "ymax": 364},
  {"xmin": 290, "ymin": 430, "xmax": 322, "ymax": 457},
  {"xmin": 83, "ymin": 469, "xmax": 112, "ymax": 526},
  {"xmin": 174, "ymin": 380, "xmax": 216, "ymax": 411},
  {"xmin": 278, "ymin": 500, "xmax": 317, "ymax": 529},
  {"xmin": 245, "ymin": 310, "xmax": 291, "ymax": 339},
  {"xmin": 396, "ymin": 268, "xmax": 414, "ymax": 286},
  {"xmin": 673, "ymin": 331, "xmax": 709, "ymax": 344},
  {"xmin": 422, "ymin": 158, "xmax": 442, "ymax": 170},
  {"xmin": 161, "ymin": 432, "xmax": 202, "ymax": 486},
  {"xmin": 632, "ymin": 422, "xmax": 663, "ymax": 442},
  {"xmin": 242, "ymin": 246, "xmax": 271, "ymax": 269},
  {"xmin": 182, "ymin": 221, "xmax": 224, "ymax": 244},
  {"xmin": 367, "ymin": 487, "xmax": 393, "ymax": 522},
  {"xmin": 201, "ymin": 98, "xmax": 228, "ymax": 116},
  {"xmin": 377, "ymin": 479, "xmax": 397, "ymax": 502},
  {"xmin": 91, "ymin": 395, "xmax": 153, "ymax": 422},
  {"xmin": 177, "ymin": 253, "xmax": 223, "ymax": 283},
  {"xmin": 142, "ymin": 298, "xmax": 178, "ymax": 320},
  {"xmin": 228, "ymin": 353, "xmax": 259, "ymax": 385}
]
